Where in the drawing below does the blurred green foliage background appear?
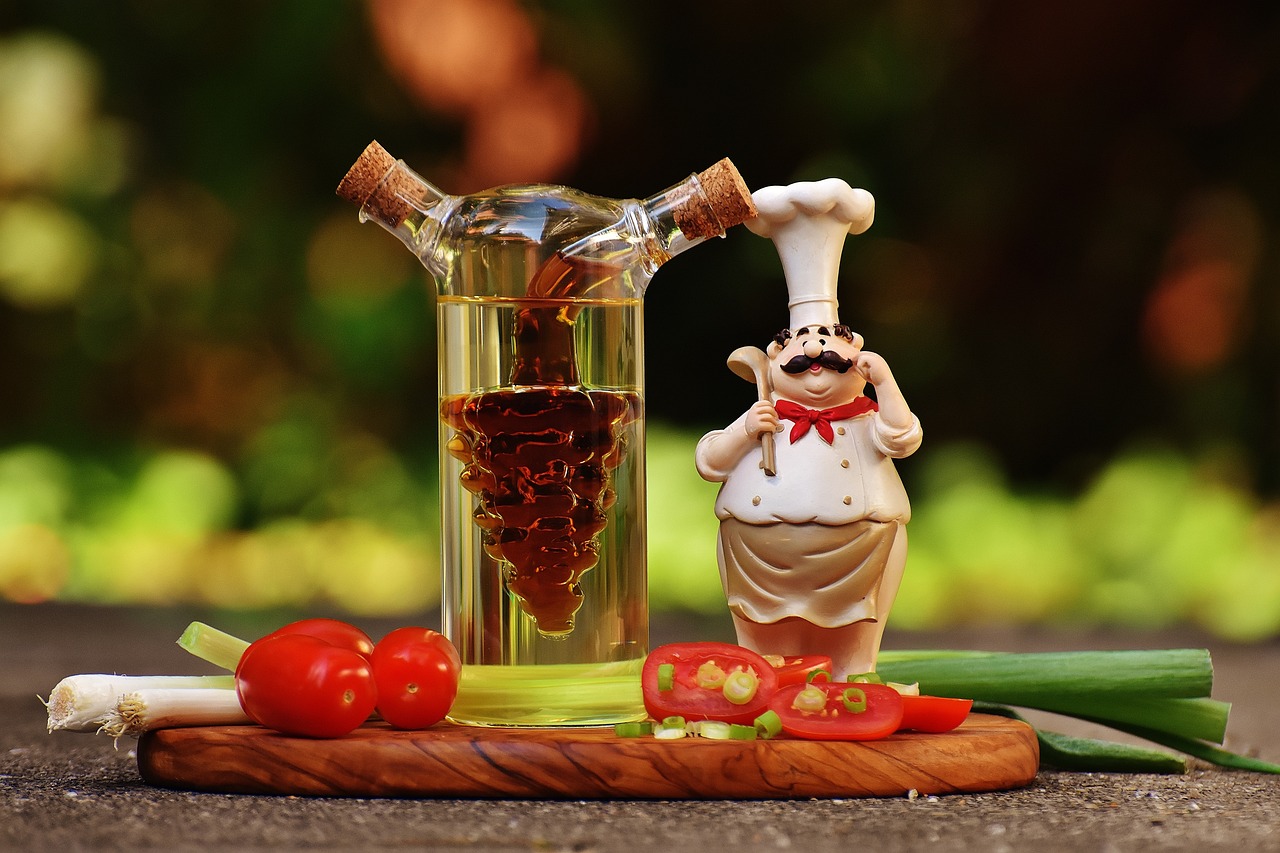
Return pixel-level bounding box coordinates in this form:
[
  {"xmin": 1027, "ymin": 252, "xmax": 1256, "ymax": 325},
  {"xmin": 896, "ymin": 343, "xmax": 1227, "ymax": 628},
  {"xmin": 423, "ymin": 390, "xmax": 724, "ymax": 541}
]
[{"xmin": 1, "ymin": 0, "xmax": 1278, "ymax": 639}]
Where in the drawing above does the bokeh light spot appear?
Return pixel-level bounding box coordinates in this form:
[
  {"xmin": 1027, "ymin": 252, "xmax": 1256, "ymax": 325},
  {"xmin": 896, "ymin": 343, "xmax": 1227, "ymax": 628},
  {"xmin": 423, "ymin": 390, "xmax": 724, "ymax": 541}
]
[{"xmin": 0, "ymin": 197, "xmax": 98, "ymax": 309}]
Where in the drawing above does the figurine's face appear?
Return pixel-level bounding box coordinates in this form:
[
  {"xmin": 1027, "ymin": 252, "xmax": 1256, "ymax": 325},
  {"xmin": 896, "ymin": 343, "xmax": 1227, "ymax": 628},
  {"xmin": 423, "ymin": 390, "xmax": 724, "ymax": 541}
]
[{"xmin": 768, "ymin": 324, "xmax": 865, "ymax": 408}]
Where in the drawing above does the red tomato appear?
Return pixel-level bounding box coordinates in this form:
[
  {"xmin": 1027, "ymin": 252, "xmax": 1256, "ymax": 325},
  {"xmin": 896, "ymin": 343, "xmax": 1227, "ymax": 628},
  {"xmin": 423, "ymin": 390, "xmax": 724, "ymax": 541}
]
[
  {"xmin": 768, "ymin": 654, "xmax": 834, "ymax": 688},
  {"xmin": 642, "ymin": 642, "xmax": 778, "ymax": 726},
  {"xmin": 235, "ymin": 634, "xmax": 377, "ymax": 738},
  {"xmin": 898, "ymin": 695, "xmax": 973, "ymax": 733},
  {"xmin": 768, "ymin": 681, "xmax": 904, "ymax": 741},
  {"xmin": 264, "ymin": 617, "xmax": 375, "ymax": 659},
  {"xmin": 370, "ymin": 627, "xmax": 462, "ymax": 729}
]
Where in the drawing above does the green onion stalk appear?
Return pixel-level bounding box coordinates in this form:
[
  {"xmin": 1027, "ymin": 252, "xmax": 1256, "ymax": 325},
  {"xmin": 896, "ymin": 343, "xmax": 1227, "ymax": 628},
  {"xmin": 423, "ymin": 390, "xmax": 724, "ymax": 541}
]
[{"xmin": 876, "ymin": 649, "xmax": 1280, "ymax": 775}]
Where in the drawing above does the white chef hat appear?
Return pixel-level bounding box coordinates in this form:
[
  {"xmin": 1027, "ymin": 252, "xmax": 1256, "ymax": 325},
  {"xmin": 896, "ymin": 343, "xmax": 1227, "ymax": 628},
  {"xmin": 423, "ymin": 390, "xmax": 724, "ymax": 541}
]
[{"xmin": 746, "ymin": 179, "xmax": 875, "ymax": 329}]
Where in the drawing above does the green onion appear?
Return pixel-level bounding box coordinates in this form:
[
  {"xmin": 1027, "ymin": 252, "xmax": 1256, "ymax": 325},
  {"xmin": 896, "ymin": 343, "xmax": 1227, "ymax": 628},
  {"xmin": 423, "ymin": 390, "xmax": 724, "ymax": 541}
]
[
  {"xmin": 697, "ymin": 720, "xmax": 733, "ymax": 740},
  {"xmin": 1074, "ymin": 696, "xmax": 1229, "ymax": 744},
  {"xmin": 44, "ymin": 674, "xmax": 235, "ymax": 733},
  {"xmin": 695, "ymin": 661, "xmax": 727, "ymax": 689},
  {"xmin": 805, "ymin": 669, "xmax": 832, "ymax": 683},
  {"xmin": 841, "ymin": 687, "xmax": 868, "ymax": 713},
  {"xmin": 657, "ymin": 663, "xmax": 675, "ymax": 691},
  {"xmin": 729, "ymin": 724, "xmax": 758, "ymax": 741},
  {"xmin": 614, "ymin": 721, "xmax": 653, "ymax": 738},
  {"xmin": 876, "ymin": 649, "xmax": 1214, "ymax": 701},
  {"xmin": 722, "ymin": 670, "xmax": 759, "ymax": 705},
  {"xmin": 654, "ymin": 715, "xmax": 687, "ymax": 740},
  {"xmin": 1112, "ymin": 724, "xmax": 1280, "ymax": 774},
  {"xmin": 178, "ymin": 622, "xmax": 251, "ymax": 672},
  {"xmin": 846, "ymin": 672, "xmax": 882, "ymax": 684},
  {"xmin": 977, "ymin": 704, "xmax": 1188, "ymax": 773},
  {"xmin": 876, "ymin": 648, "xmax": 1276, "ymax": 775},
  {"xmin": 754, "ymin": 710, "xmax": 782, "ymax": 739},
  {"xmin": 104, "ymin": 687, "xmax": 251, "ymax": 738},
  {"xmin": 876, "ymin": 650, "xmax": 1225, "ymax": 743},
  {"xmin": 792, "ymin": 685, "xmax": 827, "ymax": 713}
]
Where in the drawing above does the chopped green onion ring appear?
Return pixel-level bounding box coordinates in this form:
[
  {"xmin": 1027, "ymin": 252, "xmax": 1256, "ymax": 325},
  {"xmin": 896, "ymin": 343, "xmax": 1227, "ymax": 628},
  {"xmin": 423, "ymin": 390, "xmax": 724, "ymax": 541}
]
[
  {"xmin": 754, "ymin": 710, "xmax": 783, "ymax": 739},
  {"xmin": 722, "ymin": 669, "xmax": 760, "ymax": 705},
  {"xmin": 614, "ymin": 721, "xmax": 654, "ymax": 738},
  {"xmin": 698, "ymin": 720, "xmax": 733, "ymax": 740},
  {"xmin": 696, "ymin": 661, "xmax": 727, "ymax": 689},
  {"xmin": 842, "ymin": 687, "xmax": 868, "ymax": 713},
  {"xmin": 654, "ymin": 715, "xmax": 688, "ymax": 740},
  {"xmin": 792, "ymin": 685, "xmax": 828, "ymax": 713},
  {"xmin": 729, "ymin": 724, "xmax": 758, "ymax": 741},
  {"xmin": 847, "ymin": 672, "xmax": 882, "ymax": 684},
  {"xmin": 657, "ymin": 663, "xmax": 675, "ymax": 692},
  {"xmin": 806, "ymin": 669, "xmax": 832, "ymax": 683}
]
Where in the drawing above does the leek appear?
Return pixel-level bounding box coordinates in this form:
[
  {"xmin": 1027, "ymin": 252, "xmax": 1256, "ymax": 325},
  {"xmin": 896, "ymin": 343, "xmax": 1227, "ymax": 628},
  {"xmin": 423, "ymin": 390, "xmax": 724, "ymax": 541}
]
[
  {"xmin": 877, "ymin": 648, "xmax": 1275, "ymax": 775},
  {"xmin": 877, "ymin": 649, "xmax": 1213, "ymax": 701},
  {"xmin": 103, "ymin": 687, "xmax": 250, "ymax": 737},
  {"xmin": 177, "ymin": 621, "xmax": 250, "ymax": 672},
  {"xmin": 977, "ymin": 704, "xmax": 1188, "ymax": 773},
  {"xmin": 44, "ymin": 674, "xmax": 234, "ymax": 733}
]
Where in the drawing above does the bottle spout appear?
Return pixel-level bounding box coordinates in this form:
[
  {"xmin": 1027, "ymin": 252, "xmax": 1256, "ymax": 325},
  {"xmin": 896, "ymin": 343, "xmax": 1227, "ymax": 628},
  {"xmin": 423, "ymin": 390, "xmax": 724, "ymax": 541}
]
[
  {"xmin": 638, "ymin": 158, "xmax": 757, "ymax": 268},
  {"xmin": 675, "ymin": 158, "xmax": 758, "ymax": 240},
  {"xmin": 336, "ymin": 140, "xmax": 450, "ymax": 275},
  {"xmin": 336, "ymin": 141, "xmax": 402, "ymax": 223}
]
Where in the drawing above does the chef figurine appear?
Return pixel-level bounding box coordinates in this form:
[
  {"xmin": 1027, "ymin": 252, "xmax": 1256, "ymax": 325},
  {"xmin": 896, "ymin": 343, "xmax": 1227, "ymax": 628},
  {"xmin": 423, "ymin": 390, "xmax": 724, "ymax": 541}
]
[{"xmin": 695, "ymin": 179, "xmax": 922, "ymax": 678}]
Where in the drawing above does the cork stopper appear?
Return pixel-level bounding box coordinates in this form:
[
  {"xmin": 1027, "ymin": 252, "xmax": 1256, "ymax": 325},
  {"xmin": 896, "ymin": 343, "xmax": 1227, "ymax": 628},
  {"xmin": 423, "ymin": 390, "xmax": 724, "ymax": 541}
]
[
  {"xmin": 335, "ymin": 140, "xmax": 415, "ymax": 228},
  {"xmin": 673, "ymin": 158, "xmax": 758, "ymax": 240}
]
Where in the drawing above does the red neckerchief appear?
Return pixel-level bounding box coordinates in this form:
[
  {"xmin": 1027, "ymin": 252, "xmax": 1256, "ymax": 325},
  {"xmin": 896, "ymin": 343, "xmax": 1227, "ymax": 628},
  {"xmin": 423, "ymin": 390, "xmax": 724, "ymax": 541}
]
[{"xmin": 774, "ymin": 397, "xmax": 878, "ymax": 445}]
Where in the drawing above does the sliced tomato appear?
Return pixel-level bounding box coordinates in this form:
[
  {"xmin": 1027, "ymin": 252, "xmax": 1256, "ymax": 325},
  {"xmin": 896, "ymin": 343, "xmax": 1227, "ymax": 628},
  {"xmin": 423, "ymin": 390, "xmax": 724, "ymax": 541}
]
[
  {"xmin": 642, "ymin": 642, "xmax": 778, "ymax": 726},
  {"xmin": 898, "ymin": 695, "xmax": 973, "ymax": 733},
  {"xmin": 769, "ymin": 681, "xmax": 903, "ymax": 741},
  {"xmin": 767, "ymin": 654, "xmax": 834, "ymax": 688}
]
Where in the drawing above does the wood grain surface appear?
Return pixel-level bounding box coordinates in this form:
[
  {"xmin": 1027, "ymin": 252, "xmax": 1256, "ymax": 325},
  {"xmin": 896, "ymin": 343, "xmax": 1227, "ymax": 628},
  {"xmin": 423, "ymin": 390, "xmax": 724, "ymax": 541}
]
[{"xmin": 137, "ymin": 713, "xmax": 1038, "ymax": 800}]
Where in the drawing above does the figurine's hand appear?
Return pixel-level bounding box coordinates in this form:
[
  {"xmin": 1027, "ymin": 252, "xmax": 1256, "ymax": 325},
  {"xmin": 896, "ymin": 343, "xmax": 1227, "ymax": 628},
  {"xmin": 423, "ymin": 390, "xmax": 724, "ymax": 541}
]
[
  {"xmin": 853, "ymin": 352, "xmax": 893, "ymax": 386},
  {"xmin": 745, "ymin": 400, "xmax": 781, "ymax": 440}
]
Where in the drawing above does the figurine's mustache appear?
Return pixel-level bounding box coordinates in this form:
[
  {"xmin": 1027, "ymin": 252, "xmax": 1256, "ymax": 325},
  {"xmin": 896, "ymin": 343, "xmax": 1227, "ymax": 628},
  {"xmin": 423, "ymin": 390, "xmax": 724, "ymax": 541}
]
[{"xmin": 780, "ymin": 351, "xmax": 855, "ymax": 374}]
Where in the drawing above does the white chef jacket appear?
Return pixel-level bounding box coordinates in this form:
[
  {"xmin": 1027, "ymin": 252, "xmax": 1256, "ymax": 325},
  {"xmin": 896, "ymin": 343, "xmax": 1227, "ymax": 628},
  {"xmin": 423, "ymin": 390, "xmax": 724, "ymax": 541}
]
[{"xmin": 696, "ymin": 407, "xmax": 922, "ymax": 526}]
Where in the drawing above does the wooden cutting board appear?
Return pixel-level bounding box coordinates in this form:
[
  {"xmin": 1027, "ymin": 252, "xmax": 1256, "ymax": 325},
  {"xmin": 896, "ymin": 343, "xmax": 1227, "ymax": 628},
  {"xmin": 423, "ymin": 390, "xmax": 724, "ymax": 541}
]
[{"xmin": 137, "ymin": 713, "xmax": 1038, "ymax": 799}]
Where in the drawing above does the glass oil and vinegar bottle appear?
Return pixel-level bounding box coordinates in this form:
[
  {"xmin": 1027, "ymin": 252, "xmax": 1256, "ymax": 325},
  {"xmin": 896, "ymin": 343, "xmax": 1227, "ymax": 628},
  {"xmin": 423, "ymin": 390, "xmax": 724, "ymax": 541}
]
[{"xmin": 338, "ymin": 142, "xmax": 755, "ymax": 725}]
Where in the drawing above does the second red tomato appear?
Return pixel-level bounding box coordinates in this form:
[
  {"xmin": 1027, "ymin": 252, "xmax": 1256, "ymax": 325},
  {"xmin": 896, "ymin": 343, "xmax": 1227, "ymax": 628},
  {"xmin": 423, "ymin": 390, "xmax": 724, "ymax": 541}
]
[
  {"xmin": 263, "ymin": 617, "xmax": 375, "ymax": 660},
  {"xmin": 370, "ymin": 627, "xmax": 461, "ymax": 729}
]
